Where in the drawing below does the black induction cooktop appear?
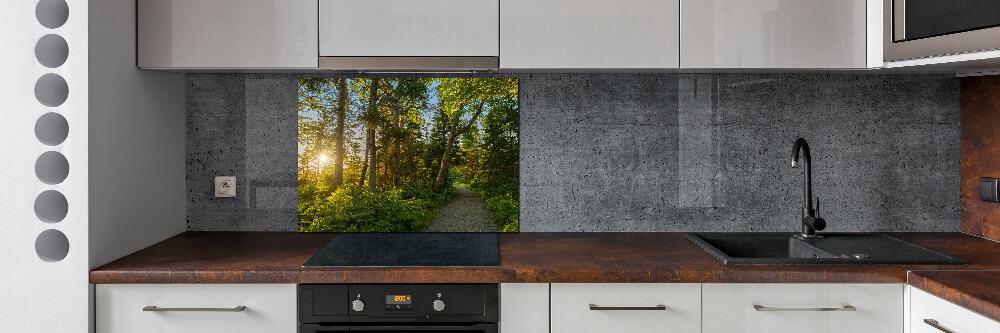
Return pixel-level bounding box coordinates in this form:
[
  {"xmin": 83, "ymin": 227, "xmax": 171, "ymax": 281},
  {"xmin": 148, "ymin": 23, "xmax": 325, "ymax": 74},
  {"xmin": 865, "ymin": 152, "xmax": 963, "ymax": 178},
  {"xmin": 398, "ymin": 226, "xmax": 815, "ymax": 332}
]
[{"xmin": 303, "ymin": 233, "xmax": 500, "ymax": 267}]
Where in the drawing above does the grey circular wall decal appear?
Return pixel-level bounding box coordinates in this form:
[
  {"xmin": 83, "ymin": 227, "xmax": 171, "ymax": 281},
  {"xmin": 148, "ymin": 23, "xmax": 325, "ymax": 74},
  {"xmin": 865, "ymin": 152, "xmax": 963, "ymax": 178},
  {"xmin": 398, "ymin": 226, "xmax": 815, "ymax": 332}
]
[
  {"xmin": 34, "ymin": 190, "xmax": 68, "ymax": 223},
  {"xmin": 35, "ymin": 151, "xmax": 69, "ymax": 185},
  {"xmin": 36, "ymin": 0, "xmax": 70, "ymax": 29},
  {"xmin": 34, "ymin": 73, "xmax": 69, "ymax": 107},
  {"xmin": 35, "ymin": 34, "xmax": 69, "ymax": 68},
  {"xmin": 35, "ymin": 229, "xmax": 70, "ymax": 262},
  {"xmin": 35, "ymin": 112, "xmax": 69, "ymax": 146}
]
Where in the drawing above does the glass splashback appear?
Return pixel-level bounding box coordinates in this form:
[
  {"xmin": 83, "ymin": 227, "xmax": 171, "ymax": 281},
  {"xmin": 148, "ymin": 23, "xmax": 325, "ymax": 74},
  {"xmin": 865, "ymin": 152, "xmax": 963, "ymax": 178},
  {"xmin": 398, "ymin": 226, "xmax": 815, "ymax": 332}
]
[{"xmin": 297, "ymin": 77, "xmax": 519, "ymax": 233}]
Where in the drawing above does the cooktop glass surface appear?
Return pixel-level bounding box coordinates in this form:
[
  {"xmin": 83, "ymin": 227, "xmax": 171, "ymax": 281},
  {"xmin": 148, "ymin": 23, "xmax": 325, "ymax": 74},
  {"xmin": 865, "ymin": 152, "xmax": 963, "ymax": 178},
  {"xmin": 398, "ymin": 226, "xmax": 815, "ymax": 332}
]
[{"xmin": 303, "ymin": 233, "xmax": 499, "ymax": 267}]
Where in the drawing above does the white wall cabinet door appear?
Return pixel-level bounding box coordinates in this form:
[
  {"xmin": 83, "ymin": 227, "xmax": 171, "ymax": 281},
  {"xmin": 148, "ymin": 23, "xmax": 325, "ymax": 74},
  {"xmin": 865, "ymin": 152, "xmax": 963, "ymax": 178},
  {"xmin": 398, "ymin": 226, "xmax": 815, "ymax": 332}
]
[
  {"xmin": 702, "ymin": 283, "xmax": 903, "ymax": 333},
  {"xmin": 501, "ymin": 0, "xmax": 680, "ymax": 69},
  {"xmin": 910, "ymin": 287, "xmax": 1000, "ymax": 333},
  {"xmin": 680, "ymin": 0, "xmax": 868, "ymax": 68},
  {"xmin": 96, "ymin": 284, "xmax": 297, "ymax": 333},
  {"xmin": 137, "ymin": 0, "xmax": 318, "ymax": 69},
  {"xmin": 550, "ymin": 283, "xmax": 701, "ymax": 333},
  {"xmin": 319, "ymin": 0, "xmax": 499, "ymax": 57}
]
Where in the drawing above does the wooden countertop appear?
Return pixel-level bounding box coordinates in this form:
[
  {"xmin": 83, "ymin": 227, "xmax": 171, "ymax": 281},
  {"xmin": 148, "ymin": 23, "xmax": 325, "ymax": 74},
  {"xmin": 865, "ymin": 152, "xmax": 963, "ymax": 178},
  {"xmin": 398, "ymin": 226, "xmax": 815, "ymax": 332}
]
[
  {"xmin": 90, "ymin": 232, "xmax": 1000, "ymax": 321},
  {"xmin": 91, "ymin": 232, "xmax": 1000, "ymax": 284},
  {"xmin": 908, "ymin": 270, "xmax": 1000, "ymax": 323}
]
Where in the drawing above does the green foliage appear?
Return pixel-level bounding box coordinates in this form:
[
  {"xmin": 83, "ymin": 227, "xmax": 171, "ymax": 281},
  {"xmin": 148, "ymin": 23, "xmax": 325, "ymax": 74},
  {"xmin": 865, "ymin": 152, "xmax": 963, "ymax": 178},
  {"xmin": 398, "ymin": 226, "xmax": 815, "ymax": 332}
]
[
  {"xmin": 484, "ymin": 192, "xmax": 519, "ymax": 232},
  {"xmin": 298, "ymin": 184, "xmax": 455, "ymax": 232}
]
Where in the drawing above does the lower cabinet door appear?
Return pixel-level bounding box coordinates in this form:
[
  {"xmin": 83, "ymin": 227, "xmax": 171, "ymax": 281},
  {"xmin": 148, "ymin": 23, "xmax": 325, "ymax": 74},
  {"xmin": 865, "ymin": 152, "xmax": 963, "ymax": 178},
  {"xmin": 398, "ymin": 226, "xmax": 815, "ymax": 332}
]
[
  {"xmin": 910, "ymin": 287, "xmax": 1000, "ymax": 333},
  {"xmin": 96, "ymin": 284, "xmax": 297, "ymax": 333},
  {"xmin": 550, "ymin": 283, "xmax": 701, "ymax": 333},
  {"xmin": 702, "ymin": 283, "xmax": 904, "ymax": 333}
]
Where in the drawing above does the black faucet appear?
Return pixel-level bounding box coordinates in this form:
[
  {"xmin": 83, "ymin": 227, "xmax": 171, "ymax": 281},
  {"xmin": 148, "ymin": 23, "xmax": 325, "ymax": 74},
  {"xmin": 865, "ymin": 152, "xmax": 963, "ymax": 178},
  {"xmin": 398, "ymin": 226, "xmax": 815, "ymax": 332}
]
[{"xmin": 791, "ymin": 138, "xmax": 826, "ymax": 238}]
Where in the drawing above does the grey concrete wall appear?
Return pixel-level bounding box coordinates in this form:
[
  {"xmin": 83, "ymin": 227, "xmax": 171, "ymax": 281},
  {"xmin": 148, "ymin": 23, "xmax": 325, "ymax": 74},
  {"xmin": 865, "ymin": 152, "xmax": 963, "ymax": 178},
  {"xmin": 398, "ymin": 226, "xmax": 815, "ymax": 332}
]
[
  {"xmin": 186, "ymin": 73, "xmax": 960, "ymax": 232},
  {"xmin": 186, "ymin": 75, "xmax": 298, "ymax": 231}
]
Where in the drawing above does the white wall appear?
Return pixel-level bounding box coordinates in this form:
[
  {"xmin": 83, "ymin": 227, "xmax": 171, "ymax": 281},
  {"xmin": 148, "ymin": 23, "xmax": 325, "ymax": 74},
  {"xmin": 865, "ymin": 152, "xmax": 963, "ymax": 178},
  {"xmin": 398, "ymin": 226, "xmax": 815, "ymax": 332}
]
[
  {"xmin": 0, "ymin": 0, "xmax": 185, "ymax": 331},
  {"xmin": 88, "ymin": 0, "xmax": 187, "ymax": 269},
  {"xmin": 0, "ymin": 0, "xmax": 90, "ymax": 331}
]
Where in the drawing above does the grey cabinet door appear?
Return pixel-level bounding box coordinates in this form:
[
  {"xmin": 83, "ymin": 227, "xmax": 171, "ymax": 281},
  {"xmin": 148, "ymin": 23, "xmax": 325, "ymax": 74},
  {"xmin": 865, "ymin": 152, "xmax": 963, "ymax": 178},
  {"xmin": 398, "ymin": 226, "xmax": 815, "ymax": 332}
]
[
  {"xmin": 138, "ymin": 0, "xmax": 318, "ymax": 69},
  {"xmin": 681, "ymin": 0, "xmax": 869, "ymax": 69}
]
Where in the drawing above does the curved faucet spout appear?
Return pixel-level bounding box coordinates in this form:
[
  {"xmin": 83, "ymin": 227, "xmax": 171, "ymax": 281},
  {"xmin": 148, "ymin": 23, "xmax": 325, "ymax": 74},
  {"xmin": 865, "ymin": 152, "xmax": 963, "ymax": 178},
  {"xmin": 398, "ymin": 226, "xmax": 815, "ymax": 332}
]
[
  {"xmin": 791, "ymin": 138, "xmax": 813, "ymax": 207},
  {"xmin": 791, "ymin": 138, "xmax": 824, "ymax": 237}
]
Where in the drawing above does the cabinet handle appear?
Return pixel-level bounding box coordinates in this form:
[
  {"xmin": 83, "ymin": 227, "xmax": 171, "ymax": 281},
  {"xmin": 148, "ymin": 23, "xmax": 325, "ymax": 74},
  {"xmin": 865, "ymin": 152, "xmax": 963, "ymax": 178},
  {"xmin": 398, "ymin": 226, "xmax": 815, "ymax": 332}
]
[
  {"xmin": 589, "ymin": 304, "xmax": 667, "ymax": 311},
  {"xmin": 753, "ymin": 304, "xmax": 856, "ymax": 312},
  {"xmin": 142, "ymin": 306, "xmax": 247, "ymax": 312},
  {"xmin": 923, "ymin": 319, "xmax": 955, "ymax": 333}
]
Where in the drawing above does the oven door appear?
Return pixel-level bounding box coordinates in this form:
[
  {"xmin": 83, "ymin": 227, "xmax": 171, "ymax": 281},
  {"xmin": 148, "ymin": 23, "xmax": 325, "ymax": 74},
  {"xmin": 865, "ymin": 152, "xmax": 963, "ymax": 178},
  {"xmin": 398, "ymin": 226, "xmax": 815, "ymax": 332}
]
[
  {"xmin": 885, "ymin": 0, "xmax": 1000, "ymax": 61},
  {"xmin": 300, "ymin": 323, "xmax": 498, "ymax": 333}
]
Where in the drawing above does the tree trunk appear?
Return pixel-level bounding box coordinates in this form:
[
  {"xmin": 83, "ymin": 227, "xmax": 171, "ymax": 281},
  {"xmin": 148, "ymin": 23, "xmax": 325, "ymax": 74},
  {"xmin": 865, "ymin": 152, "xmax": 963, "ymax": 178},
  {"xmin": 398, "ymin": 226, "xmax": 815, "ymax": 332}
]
[
  {"xmin": 358, "ymin": 135, "xmax": 369, "ymax": 188},
  {"xmin": 368, "ymin": 133, "xmax": 377, "ymax": 192},
  {"xmin": 391, "ymin": 102, "xmax": 402, "ymax": 187},
  {"xmin": 332, "ymin": 78, "xmax": 348, "ymax": 187},
  {"xmin": 366, "ymin": 79, "xmax": 380, "ymax": 192},
  {"xmin": 434, "ymin": 133, "xmax": 457, "ymax": 188},
  {"xmin": 434, "ymin": 102, "xmax": 486, "ymax": 188}
]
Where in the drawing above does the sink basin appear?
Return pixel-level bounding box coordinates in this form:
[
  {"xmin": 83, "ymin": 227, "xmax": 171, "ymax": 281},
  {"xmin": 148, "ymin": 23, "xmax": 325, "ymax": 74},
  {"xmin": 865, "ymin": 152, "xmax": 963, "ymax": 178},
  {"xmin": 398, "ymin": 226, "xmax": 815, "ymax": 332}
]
[{"xmin": 687, "ymin": 233, "xmax": 966, "ymax": 265}]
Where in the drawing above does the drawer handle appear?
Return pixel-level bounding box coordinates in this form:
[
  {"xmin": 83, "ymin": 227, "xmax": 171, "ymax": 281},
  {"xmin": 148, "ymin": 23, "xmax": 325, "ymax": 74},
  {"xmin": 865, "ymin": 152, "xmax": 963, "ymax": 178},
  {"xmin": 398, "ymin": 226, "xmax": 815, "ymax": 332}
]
[
  {"xmin": 923, "ymin": 319, "xmax": 955, "ymax": 333},
  {"xmin": 142, "ymin": 306, "xmax": 247, "ymax": 312},
  {"xmin": 589, "ymin": 304, "xmax": 667, "ymax": 311},
  {"xmin": 753, "ymin": 304, "xmax": 856, "ymax": 312}
]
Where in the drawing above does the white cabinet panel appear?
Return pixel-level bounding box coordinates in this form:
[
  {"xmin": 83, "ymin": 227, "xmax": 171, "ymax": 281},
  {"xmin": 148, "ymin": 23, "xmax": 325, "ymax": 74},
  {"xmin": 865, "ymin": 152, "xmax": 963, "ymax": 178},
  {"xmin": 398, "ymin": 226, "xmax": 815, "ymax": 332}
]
[
  {"xmin": 500, "ymin": 283, "xmax": 548, "ymax": 333},
  {"xmin": 910, "ymin": 287, "xmax": 1000, "ymax": 333},
  {"xmin": 501, "ymin": 0, "xmax": 680, "ymax": 69},
  {"xmin": 681, "ymin": 0, "xmax": 868, "ymax": 68},
  {"xmin": 702, "ymin": 283, "xmax": 903, "ymax": 333},
  {"xmin": 96, "ymin": 284, "xmax": 297, "ymax": 333},
  {"xmin": 319, "ymin": 0, "xmax": 499, "ymax": 57},
  {"xmin": 138, "ymin": 0, "xmax": 318, "ymax": 68},
  {"xmin": 551, "ymin": 283, "xmax": 700, "ymax": 333}
]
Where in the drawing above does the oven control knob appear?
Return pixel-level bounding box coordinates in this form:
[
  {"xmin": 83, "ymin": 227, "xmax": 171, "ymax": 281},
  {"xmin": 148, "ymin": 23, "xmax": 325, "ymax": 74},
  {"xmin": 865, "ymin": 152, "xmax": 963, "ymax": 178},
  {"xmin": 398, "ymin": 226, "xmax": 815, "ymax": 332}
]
[
  {"xmin": 432, "ymin": 299, "xmax": 446, "ymax": 312},
  {"xmin": 351, "ymin": 299, "xmax": 365, "ymax": 312}
]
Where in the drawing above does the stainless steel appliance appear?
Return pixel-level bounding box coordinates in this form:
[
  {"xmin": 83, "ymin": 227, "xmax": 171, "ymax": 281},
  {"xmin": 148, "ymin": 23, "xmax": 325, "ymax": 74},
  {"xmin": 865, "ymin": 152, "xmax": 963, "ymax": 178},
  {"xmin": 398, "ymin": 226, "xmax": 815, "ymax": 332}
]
[
  {"xmin": 885, "ymin": 0, "xmax": 1000, "ymax": 61},
  {"xmin": 298, "ymin": 284, "xmax": 498, "ymax": 332}
]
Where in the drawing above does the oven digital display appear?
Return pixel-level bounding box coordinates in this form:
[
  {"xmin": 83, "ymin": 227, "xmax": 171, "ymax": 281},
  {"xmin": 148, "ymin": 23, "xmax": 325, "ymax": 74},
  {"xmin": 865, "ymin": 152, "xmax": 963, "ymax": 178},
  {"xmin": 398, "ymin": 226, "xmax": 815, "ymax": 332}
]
[{"xmin": 386, "ymin": 295, "xmax": 412, "ymax": 305}]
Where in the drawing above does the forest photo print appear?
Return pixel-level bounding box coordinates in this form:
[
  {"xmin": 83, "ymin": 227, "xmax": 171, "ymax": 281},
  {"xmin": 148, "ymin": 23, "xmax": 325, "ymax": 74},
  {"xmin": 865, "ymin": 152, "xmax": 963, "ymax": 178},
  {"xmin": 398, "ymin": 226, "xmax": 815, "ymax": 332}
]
[{"xmin": 297, "ymin": 77, "xmax": 519, "ymax": 233}]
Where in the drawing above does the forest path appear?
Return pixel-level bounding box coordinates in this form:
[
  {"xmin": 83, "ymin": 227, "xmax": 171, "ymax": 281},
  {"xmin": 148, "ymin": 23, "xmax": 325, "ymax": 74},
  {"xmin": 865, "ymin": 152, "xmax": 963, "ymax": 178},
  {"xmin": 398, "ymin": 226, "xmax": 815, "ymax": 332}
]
[{"xmin": 425, "ymin": 185, "xmax": 497, "ymax": 232}]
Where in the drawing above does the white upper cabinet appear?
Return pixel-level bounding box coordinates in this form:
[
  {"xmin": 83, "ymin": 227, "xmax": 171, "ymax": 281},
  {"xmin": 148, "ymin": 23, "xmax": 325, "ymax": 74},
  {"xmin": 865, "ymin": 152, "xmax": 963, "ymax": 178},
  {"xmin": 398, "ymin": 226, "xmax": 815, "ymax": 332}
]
[
  {"xmin": 500, "ymin": 0, "xmax": 680, "ymax": 69},
  {"xmin": 680, "ymin": 0, "xmax": 870, "ymax": 69},
  {"xmin": 319, "ymin": 0, "xmax": 500, "ymax": 57},
  {"xmin": 137, "ymin": 0, "xmax": 318, "ymax": 69}
]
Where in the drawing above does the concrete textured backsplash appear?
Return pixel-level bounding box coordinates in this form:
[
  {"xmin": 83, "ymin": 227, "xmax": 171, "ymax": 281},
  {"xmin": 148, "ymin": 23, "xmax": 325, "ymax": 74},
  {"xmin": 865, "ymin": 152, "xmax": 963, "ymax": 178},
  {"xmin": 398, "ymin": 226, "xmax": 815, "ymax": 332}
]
[{"xmin": 186, "ymin": 73, "xmax": 960, "ymax": 232}]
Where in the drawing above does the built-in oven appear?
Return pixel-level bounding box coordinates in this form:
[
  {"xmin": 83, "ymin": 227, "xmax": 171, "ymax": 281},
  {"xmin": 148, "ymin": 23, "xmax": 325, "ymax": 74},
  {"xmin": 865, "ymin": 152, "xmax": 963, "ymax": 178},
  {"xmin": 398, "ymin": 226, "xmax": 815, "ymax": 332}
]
[
  {"xmin": 885, "ymin": 0, "xmax": 1000, "ymax": 61},
  {"xmin": 298, "ymin": 284, "xmax": 498, "ymax": 333}
]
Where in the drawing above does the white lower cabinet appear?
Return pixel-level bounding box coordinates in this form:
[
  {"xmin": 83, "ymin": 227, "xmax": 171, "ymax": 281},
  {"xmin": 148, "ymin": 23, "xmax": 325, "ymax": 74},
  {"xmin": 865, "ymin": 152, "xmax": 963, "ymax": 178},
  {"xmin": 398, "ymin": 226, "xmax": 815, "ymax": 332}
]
[
  {"xmin": 500, "ymin": 283, "xmax": 549, "ymax": 333},
  {"xmin": 550, "ymin": 283, "xmax": 701, "ymax": 333},
  {"xmin": 702, "ymin": 283, "xmax": 904, "ymax": 333},
  {"xmin": 96, "ymin": 284, "xmax": 297, "ymax": 333},
  {"xmin": 910, "ymin": 287, "xmax": 1000, "ymax": 333}
]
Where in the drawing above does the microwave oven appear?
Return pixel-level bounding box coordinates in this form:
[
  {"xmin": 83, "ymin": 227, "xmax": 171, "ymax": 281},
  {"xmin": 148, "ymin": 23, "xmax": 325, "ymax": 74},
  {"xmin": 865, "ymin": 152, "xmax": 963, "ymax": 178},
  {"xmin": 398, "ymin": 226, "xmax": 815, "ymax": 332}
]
[{"xmin": 885, "ymin": 0, "xmax": 1000, "ymax": 62}]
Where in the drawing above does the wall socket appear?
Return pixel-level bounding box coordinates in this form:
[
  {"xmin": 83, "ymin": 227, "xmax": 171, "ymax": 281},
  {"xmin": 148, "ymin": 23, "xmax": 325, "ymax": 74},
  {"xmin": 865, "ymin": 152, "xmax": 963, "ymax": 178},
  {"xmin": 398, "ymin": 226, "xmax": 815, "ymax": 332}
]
[
  {"xmin": 980, "ymin": 177, "xmax": 999, "ymax": 203},
  {"xmin": 215, "ymin": 176, "xmax": 236, "ymax": 198}
]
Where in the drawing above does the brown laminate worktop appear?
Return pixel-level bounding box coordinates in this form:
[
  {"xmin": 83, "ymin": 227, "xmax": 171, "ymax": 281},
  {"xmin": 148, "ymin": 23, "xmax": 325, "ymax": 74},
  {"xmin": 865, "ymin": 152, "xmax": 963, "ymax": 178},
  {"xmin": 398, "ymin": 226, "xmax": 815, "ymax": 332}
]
[{"xmin": 91, "ymin": 232, "xmax": 1000, "ymax": 284}]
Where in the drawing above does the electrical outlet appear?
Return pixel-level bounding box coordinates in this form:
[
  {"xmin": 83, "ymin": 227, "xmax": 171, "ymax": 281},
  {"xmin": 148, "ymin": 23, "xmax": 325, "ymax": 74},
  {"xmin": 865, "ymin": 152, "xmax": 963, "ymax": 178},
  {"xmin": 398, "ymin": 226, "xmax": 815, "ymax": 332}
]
[{"xmin": 215, "ymin": 176, "xmax": 236, "ymax": 198}]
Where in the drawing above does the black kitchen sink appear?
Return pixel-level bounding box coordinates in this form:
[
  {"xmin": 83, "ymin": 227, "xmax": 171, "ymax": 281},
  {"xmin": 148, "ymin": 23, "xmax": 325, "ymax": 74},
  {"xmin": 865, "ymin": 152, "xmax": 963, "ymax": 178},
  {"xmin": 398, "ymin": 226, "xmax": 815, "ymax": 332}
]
[{"xmin": 687, "ymin": 233, "xmax": 966, "ymax": 265}]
